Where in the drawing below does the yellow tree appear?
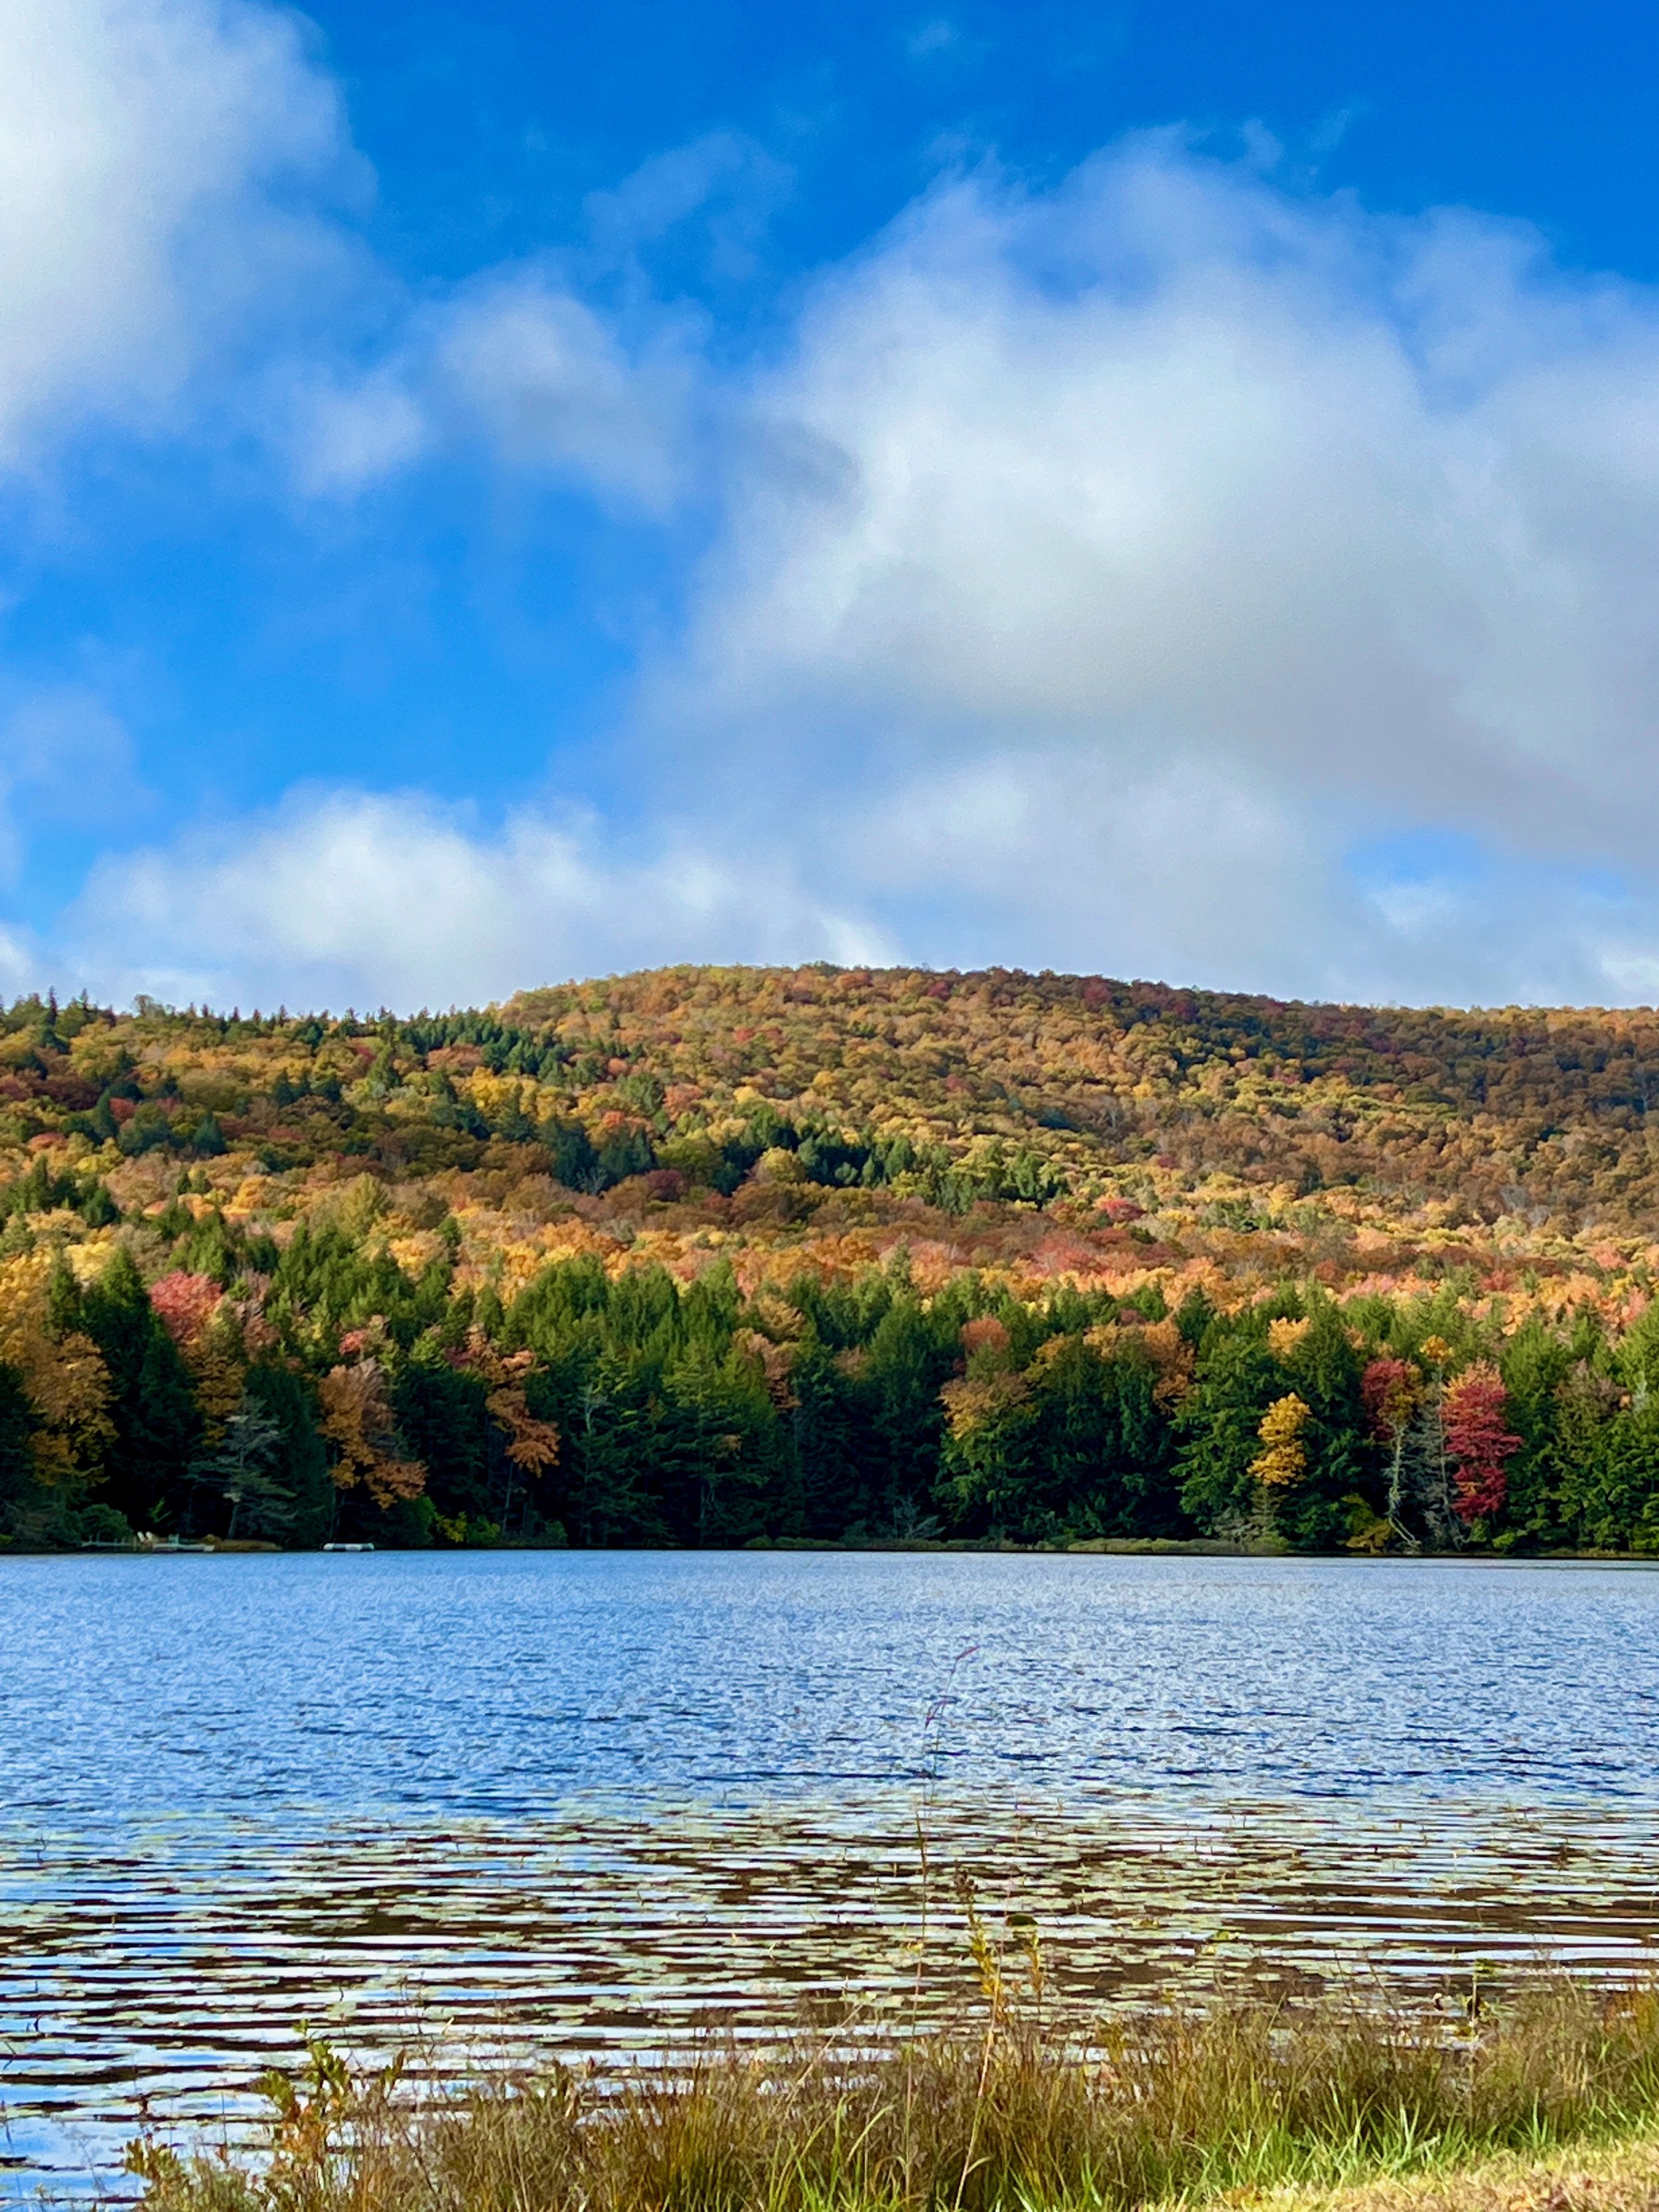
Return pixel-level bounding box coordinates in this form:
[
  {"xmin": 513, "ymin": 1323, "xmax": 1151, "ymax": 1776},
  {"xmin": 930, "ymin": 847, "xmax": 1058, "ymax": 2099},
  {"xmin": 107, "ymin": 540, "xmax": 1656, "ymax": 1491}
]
[
  {"xmin": 0, "ymin": 1252, "xmax": 111, "ymax": 1485},
  {"xmin": 1251, "ymin": 1392, "xmax": 1310, "ymax": 1488},
  {"xmin": 318, "ymin": 1359, "xmax": 425, "ymax": 1509},
  {"xmin": 1245, "ymin": 1390, "xmax": 1311, "ymax": 1548}
]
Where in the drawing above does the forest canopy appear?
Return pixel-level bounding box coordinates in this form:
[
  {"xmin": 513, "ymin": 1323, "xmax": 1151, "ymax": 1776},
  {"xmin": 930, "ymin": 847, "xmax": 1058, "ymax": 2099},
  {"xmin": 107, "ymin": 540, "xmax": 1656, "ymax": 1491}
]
[{"xmin": 4, "ymin": 964, "xmax": 1659, "ymax": 1555}]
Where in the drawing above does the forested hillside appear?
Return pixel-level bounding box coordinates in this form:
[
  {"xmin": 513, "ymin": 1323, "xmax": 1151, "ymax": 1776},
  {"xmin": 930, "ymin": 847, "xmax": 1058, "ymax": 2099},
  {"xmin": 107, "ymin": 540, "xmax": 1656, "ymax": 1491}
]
[{"xmin": 5, "ymin": 964, "xmax": 1659, "ymax": 1555}]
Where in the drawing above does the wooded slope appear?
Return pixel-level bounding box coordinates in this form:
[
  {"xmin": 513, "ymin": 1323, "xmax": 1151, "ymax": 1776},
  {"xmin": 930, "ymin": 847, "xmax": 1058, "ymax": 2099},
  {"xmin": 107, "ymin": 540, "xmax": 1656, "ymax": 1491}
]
[{"xmin": 5, "ymin": 966, "xmax": 1659, "ymax": 1556}]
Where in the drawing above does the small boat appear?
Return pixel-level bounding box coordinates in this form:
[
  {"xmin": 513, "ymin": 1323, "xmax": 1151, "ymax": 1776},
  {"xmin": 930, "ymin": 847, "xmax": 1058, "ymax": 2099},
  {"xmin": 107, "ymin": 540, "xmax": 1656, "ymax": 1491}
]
[{"xmin": 322, "ymin": 1542, "xmax": 376, "ymax": 1552}]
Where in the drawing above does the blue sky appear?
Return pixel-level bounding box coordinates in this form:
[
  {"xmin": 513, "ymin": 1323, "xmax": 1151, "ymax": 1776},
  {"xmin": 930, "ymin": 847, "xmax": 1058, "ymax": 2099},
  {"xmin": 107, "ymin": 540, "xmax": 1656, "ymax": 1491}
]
[{"xmin": 7, "ymin": 0, "xmax": 1659, "ymax": 1011}]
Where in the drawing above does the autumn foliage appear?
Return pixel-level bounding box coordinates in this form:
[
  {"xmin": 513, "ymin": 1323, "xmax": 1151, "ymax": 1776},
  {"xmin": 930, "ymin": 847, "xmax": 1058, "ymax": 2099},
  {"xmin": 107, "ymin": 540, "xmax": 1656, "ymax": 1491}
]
[
  {"xmin": 0, "ymin": 965, "xmax": 1657, "ymax": 1552},
  {"xmin": 149, "ymin": 1271, "xmax": 221, "ymax": 1347},
  {"xmin": 1251, "ymin": 1394, "xmax": 1311, "ymax": 1489},
  {"xmin": 1442, "ymin": 1363, "xmax": 1522, "ymax": 1524},
  {"xmin": 1361, "ymin": 1359, "xmax": 1417, "ymax": 1441},
  {"xmin": 318, "ymin": 1359, "xmax": 427, "ymax": 1510}
]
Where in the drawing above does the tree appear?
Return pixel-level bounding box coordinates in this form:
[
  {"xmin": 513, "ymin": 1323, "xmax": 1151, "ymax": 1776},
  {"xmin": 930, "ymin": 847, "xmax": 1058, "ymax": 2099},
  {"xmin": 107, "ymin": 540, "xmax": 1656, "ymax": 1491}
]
[
  {"xmin": 0, "ymin": 1252, "xmax": 111, "ymax": 1493},
  {"xmin": 1441, "ymin": 1363, "xmax": 1522, "ymax": 1525},
  {"xmin": 0, "ymin": 1363, "xmax": 45, "ymax": 1539},
  {"xmin": 939, "ymin": 1364, "xmax": 1037, "ymax": 1527},
  {"xmin": 1362, "ymin": 1357, "xmax": 1419, "ymax": 1546},
  {"xmin": 149, "ymin": 1270, "xmax": 221, "ymax": 1345},
  {"xmin": 394, "ymin": 1354, "xmax": 493, "ymax": 1532},
  {"xmin": 1176, "ymin": 1324, "xmax": 1282, "ymax": 1533},
  {"xmin": 1394, "ymin": 1390, "xmax": 1461, "ymax": 1550},
  {"xmin": 244, "ymin": 1363, "xmax": 334, "ymax": 1546},
  {"xmin": 77, "ymin": 1248, "xmax": 199, "ymax": 1528},
  {"xmin": 318, "ymin": 1355, "xmax": 425, "ymax": 1512},
  {"xmin": 540, "ymin": 1116, "xmax": 600, "ymax": 1191},
  {"xmin": 1252, "ymin": 1393, "xmax": 1311, "ymax": 1488},
  {"xmin": 447, "ymin": 1330, "xmax": 561, "ymax": 1538},
  {"xmin": 191, "ymin": 1396, "xmax": 292, "ymax": 1539}
]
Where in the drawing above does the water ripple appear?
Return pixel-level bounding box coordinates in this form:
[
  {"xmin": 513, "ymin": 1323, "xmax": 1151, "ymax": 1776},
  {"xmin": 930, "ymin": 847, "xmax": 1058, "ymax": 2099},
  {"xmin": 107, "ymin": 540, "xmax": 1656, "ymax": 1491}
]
[{"xmin": 3, "ymin": 1550, "xmax": 1658, "ymax": 2197}]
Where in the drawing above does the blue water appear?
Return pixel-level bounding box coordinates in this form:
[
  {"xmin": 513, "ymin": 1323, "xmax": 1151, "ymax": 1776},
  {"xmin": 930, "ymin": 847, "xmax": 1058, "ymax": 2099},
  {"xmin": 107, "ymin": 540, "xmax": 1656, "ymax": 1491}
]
[{"xmin": 3, "ymin": 1550, "xmax": 1658, "ymax": 2197}]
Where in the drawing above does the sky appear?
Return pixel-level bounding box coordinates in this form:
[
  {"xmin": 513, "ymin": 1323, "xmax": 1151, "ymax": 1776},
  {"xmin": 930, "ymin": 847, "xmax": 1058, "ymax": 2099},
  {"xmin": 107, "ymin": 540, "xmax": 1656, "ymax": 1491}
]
[{"xmin": 7, "ymin": 0, "xmax": 1659, "ymax": 1014}]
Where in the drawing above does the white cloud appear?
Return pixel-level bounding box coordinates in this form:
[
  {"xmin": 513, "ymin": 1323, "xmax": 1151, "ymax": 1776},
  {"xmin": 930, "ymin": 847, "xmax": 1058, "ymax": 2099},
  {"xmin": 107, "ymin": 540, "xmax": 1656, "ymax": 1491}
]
[
  {"xmin": 284, "ymin": 365, "xmax": 430, "ymax": 499},
  {"xmin": 429, "ymin": 272, "xmax": 697, "ymax": 509},
  {"xmin": 26, "ymin": 96, "xmax": 1659, "ymax": 1008},
  {"xmin": 616, "ymin": 139, "xmax": 1659, "ymax": 999},
  {"xmin": 825, "ymin": 743, "xmax": 1659, "ymax": 1005},
  {"xmin": 287, "ymin": 267, "xmax": 700, "ymax": 507},
  {"xmin": 840, "ymin": 749, "xmax": 1328, "ymax": 984},
  {"xmin": 906, "ymin": 20, "xmax": 962, "ymax": 59},
  {"xmin": 55, "ymin": 741, "xmax": 1656, "ymax": 1017},
  {"xmin": 0, "ymin": 922, "xmax": 43, "ymax": 999},
  {"xmin": 0, "ymin": 0, "xmax": 357, "ymax": 463},
  {"xmin": 282, "ymin": 130, "xmax": 785, "ymax": 505},
  {"xmin": 61, "ymin": 788, "xmax": 889, "ymax": 1010}
]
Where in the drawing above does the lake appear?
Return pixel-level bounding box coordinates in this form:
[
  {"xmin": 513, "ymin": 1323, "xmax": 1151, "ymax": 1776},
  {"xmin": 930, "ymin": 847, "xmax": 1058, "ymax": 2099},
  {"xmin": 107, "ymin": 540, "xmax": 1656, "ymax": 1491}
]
[{"xmin": 3, "ymin": 1549, "xmax": 1659, "ymax": 2199}]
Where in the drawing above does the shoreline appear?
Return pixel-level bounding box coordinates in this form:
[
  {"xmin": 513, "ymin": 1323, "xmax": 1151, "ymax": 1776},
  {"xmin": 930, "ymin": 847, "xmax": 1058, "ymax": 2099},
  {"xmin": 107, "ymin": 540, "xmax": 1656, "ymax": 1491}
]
[
  {"xmin": 121, "ymin": 1977, "xmax": 1659, "ymax": 2212},
  {"xmin": 10, "ymin": 1535, "xmax": 1659, "ymax": 1565},
  {"xmin": 127, "ymin": 2122, "xmax": 1659, "ymax": 2212}
]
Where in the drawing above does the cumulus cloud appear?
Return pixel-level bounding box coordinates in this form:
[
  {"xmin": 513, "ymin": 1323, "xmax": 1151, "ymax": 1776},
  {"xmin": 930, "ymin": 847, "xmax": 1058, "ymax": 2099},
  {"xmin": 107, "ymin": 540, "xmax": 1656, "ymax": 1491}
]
[
  {"xmin": 643, "ymin": 139, "xmax": 1659, "ymax": 1000},
  {"xmin": 822, "ymin": 746, "xmax": 1659, "ymax": 1005},
  {"xmin": 281, "ymin": 132, "xmax": 781, "ymax": 504},
  {"xmin": 23, "ymin": 83, "xmax": 1659, "ymax": 1009},
  {"xmin": 287, "ymin": 265, "xmax": 701, "ymax": 506},
  {"xmin": 56, "ymin": 741, "xmax": 1657, "ymax": 1016},
  {"xmin": 0, "ymin": 0, "xmax": 356, "ymax": 463},
  {"xmin": 61, "ymin": 788, "xmax": 889, "ymax": 1010}
]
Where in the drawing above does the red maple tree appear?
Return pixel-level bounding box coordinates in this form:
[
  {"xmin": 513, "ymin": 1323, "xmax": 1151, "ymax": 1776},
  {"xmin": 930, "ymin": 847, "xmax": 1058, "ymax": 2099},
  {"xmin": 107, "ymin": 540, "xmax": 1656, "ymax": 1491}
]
[{"xmin": 1442, "ymin": 1362, "xmax": 1521, "ymax": 1524}]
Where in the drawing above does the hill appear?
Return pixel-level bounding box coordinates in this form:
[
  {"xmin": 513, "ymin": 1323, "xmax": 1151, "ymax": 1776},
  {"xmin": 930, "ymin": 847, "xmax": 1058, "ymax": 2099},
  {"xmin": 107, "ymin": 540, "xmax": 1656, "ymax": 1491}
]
[{"xmin": 3, "ymin": 964, "xmax": 1659, "ymax": 1556}]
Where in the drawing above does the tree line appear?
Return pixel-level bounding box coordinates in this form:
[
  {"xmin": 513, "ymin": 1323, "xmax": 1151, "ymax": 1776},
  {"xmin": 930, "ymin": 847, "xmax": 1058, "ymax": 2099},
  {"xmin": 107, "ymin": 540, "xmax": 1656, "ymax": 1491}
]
[
  {"xmin": 6, "ymin": 966, "xmax": 1659, "ymax": 1556},
  {"xmin": 5, "ymin": 1217, "xmax": 1658, "ymax": 1555}
]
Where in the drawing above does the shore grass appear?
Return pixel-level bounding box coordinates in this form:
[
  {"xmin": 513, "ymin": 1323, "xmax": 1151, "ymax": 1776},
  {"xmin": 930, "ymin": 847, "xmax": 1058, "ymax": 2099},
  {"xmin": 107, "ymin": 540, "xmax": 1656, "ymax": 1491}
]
[
  {"xmin": 126, "ymin": 1969, "xmax": 1659, "ymax": 2212},
  {"xmin": 1226, "ymin": 2131, "xmax": 1659, "ymax": 2212}
]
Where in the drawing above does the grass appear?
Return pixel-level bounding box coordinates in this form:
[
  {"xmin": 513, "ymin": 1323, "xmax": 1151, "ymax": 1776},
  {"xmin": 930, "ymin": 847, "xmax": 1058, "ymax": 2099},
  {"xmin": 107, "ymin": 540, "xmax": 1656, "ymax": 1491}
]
[
  {"xmin": 124, "ymin": 1911, "xmax": 1659, "ymax": 2212},
  {"xmin": 1222, "ymin": 2134, "xmax": 1659, "ymax": 2212}
]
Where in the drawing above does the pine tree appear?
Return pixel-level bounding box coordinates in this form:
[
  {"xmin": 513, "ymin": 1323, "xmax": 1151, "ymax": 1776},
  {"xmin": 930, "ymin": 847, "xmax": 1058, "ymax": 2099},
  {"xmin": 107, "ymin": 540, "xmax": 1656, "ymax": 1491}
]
[{"xmin": 79, "ymin": 1248, "xmax": 203, "ymax": 1529}]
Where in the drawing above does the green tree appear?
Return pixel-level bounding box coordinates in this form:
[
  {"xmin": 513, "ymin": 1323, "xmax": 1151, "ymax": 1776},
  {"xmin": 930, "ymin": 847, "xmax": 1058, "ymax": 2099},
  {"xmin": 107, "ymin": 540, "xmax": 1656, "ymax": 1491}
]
[
  {"xmin": 244, "ymin": 1363, "xmax": 334, "ymax": 1546},
  {"xmin": 190, "ymin": 1396, "xmax": 292, "ymax": 1539},
  {"xmin": 78, "ymin": 1248, "xmax": 202, "ymax": 1529}
]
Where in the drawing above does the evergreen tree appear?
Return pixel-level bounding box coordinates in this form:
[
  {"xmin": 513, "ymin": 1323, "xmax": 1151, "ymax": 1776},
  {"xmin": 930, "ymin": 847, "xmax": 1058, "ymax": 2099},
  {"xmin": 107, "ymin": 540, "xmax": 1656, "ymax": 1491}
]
[{"xmin": 79, "ymin": 1248, "xmax": 202, "ymax": 1528}]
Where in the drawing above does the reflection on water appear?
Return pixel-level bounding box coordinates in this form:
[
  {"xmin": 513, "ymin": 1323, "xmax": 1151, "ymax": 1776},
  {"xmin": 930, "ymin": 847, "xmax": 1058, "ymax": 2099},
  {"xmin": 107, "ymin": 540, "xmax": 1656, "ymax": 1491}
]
[{"xmin": 3, "ymin": 1550, "xmax": 1658, "ymax": 2197}]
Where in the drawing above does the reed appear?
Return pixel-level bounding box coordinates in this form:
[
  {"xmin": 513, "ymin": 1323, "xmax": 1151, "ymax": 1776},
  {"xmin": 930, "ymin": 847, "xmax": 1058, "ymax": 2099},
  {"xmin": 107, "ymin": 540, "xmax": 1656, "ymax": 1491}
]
[{"xmin": 126, "ymin": 1964, "xmax": 1659, "ymax": 2212}]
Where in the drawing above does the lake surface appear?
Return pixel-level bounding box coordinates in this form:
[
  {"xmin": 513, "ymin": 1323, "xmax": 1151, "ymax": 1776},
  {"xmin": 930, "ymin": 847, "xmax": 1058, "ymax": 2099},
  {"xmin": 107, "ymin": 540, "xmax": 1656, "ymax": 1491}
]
[{"xmin": 3, "ymin": 1549, "xmax": 1659, "ymax": 2199}]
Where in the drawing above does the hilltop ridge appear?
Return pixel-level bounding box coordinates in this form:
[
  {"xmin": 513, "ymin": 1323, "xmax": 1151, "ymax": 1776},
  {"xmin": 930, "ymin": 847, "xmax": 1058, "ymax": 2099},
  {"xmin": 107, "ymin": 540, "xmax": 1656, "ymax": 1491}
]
[
  {"xmin": 7, "ymin": 961, "xmax": 1656, "ymax": 1261},
  {"xmin": 7, "ymin": 963, "xmax": 1659, "ymax": 1558}
]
